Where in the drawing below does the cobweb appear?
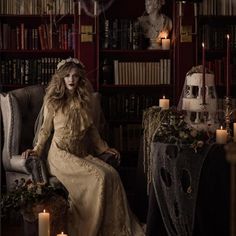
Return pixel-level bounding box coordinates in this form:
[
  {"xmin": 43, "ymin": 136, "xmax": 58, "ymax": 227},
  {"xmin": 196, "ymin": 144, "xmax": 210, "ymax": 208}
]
[{"xmin": 81, "ymin": 0, "xmax": 116, "ymax": 17}]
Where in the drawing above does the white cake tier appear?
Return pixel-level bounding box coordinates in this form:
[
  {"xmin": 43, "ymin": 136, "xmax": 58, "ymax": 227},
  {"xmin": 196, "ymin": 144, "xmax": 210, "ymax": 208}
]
[
  {"xmin": 186, "ymin": 73, "xmax": 215, "ymax": 86},
  {"xmin": 182, "ymin": 98, "xmax": 217, "ymax": 112}
]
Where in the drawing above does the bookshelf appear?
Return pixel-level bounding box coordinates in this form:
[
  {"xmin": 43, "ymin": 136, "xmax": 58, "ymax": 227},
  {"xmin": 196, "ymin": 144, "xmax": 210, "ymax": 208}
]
[
  {"xmin": 0, "ymin": 0, "xmax": 99, "ymax": 91},
  {"xmin": 198, "ymin": 1, "xmax": 236, "ymax": 98},
  {"xmin": 98, "ymin": 0, "xmax": 175, "ymax": 218}
]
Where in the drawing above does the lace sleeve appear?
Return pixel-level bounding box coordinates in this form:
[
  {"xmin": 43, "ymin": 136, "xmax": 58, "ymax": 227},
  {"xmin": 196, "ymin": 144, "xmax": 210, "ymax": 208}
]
[{"xmin": 33, "ymin": 103, "xmax": 54, "ymax": 157}]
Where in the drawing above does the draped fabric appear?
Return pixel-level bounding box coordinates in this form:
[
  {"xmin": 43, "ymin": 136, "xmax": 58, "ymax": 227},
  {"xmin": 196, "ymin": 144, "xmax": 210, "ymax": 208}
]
[
  {"xmin": 151, "ymin": 142, "xmax": 211, "ymax": 236},
  {"xmin": 33, "ymin": 98, "xmax": 144, "ymax": 236}
]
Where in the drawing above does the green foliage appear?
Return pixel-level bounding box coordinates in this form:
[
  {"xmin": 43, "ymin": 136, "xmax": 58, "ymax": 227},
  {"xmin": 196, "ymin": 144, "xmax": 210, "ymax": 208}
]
[
  {"xmin": 153, "ymin": 108, "xmax": 214, "ymax": 152},
  {"xmin": 1, "ymin": 178, "xmax": 67, "ymax": 217}
]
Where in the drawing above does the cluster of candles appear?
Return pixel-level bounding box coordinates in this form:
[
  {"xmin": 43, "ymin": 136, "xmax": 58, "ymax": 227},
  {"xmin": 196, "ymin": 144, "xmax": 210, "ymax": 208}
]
[
  {"xmin": 39, "ymin": 210, "xmax": 68, "ymax": 236},
  {"xmin": 158, "ymin": 96, "xmax": 236, "ymax": 144}
]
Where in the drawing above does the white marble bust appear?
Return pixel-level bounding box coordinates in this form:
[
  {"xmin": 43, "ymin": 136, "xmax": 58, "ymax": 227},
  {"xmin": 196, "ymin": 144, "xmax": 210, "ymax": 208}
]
[{"xmin": 138, "ymin": 0, "xmax": 172, "ymax": 49}]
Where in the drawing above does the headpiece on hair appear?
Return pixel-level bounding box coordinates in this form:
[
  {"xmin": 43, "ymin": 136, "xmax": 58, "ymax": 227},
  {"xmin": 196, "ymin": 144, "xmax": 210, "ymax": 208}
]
[{"xmin": 57, "ymin": 57, "xmax": 85, "ymax": 70}]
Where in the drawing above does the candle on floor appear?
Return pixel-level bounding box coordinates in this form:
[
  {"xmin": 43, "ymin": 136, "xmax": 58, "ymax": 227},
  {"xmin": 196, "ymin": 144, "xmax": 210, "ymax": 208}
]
[
  {"xmin": 216, "ymin": 126, "xmax": 227, "ymax": 144},
  {"xmin": 38, "ymin": 209, "xmax": 50, "ymax": 236},
  {"xmin": 159, "ymin": 96, "xmax": 170, "ymax": 109},
  {"xmin": 162, "ymin": 37, "xmax": 170, "ymax": 50},
  {"xmin": 234, "ymin": 123, "xmax": 236, "ymax": 142},
  {"xmin": 57, "ymin": 232, "xmax": 68, "ymax": 236}
]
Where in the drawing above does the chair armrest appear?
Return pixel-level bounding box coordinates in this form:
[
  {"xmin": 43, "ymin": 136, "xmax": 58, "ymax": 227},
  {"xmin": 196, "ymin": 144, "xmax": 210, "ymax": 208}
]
[{"xmin": 9, "ymin": 155, "xmax": 29, "ymax": 174}]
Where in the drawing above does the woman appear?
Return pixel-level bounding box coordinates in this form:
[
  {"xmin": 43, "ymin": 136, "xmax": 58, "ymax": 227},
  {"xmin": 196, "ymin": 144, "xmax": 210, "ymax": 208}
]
[
  {"xmin": 22, "ymin": 58, "xmax": 144, "ymax": 236},
  {"xmin": 137, "ymin": 0, "xmax": 172, "ymax": 49}
]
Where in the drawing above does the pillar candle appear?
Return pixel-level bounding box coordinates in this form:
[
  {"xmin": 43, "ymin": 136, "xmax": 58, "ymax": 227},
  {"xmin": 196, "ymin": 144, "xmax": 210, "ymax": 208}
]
[
  {"xmin": 234, "ymin": 123, "xmax": 236, "ymax": 142},
  {"xmin": 216, "ymin": 126, "xmax": 227, "ymax": 144},
  {"xmin": 57, "ymin": 232, "xmax": 68, "ymax": 236},
  {"xmin": 202, "ymin": 42, "xmax": 206, "ymax": 104},
  {"xmin": 159, "ymin": 96, "xmax": 170, "ymax": 109},
  {"xmin": 39, "ymin": 209, "xmax": 50, "ymax": 236},
  {"xmin": 162, "ymin": 37, "xmax": 170, "ymax": 50},
  {"xmin": 226, "ymin": 34, "xmax": 230, "ymax": 96}
]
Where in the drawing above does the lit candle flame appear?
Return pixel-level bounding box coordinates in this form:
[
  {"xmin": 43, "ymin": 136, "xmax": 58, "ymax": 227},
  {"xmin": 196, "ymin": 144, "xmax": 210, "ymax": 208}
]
[
  {"xmin": 163, "ymin": 95, "xmax": 165, "ymax": 99},
  {"xmin": 202, "ymin": 42, "xmax": 205, "ymax": 48}
]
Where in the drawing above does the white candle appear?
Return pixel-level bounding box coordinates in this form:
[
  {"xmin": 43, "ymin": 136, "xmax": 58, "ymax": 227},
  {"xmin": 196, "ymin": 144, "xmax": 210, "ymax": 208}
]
[
  {"xmin": 159, "ymin": 96, "xmax": 170, "ymax": 109},
  {"xmin": 57, "ymin": 232, "xmax": 68, "ymax": 236},
  {"xmin": 162, "ymin": 37, "xmax": 170, "ymax": 50},
  {"xmin": 94, "ymin": 1, "xmax": 97, "ymax": 16},
  {"xmin": 39, "ymin": 209, "xmax": 50, "ymax": 236},
  {"xmin": 216, "ymin": 126, "xmax": 227, "ymax": 144},
  {"xmin": 234, "ymin": 123, "xmax": 236, "ymax": 142},
  {"xmin": 78, "ymin": 1, "xmax": 81, "ymax": 16}
]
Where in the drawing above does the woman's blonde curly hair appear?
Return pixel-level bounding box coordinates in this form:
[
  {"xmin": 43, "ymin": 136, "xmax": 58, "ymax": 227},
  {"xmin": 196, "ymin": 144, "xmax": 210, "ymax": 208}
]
[{"xmin": 44, "ymin": 59, "xmax": 93, "ymax": 113}]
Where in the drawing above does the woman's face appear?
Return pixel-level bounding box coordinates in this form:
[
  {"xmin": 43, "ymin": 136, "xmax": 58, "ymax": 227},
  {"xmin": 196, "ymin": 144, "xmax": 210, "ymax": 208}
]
[{"xmin": 64, "ymin": 67, "xmax": 80, "ymax": 92}]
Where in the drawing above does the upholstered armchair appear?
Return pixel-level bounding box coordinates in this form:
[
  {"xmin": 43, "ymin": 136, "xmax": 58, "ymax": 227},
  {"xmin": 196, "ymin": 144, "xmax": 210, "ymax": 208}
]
[{"xmin": 0, "ymin": 85, "xmax": 107, "ymax": 191}]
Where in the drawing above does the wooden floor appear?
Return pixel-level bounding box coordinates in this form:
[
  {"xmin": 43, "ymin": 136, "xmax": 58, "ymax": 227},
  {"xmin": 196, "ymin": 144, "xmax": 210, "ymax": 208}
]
[{"xmin": 1, "ymin": 214, "xmax": 24, "ymax": 236}]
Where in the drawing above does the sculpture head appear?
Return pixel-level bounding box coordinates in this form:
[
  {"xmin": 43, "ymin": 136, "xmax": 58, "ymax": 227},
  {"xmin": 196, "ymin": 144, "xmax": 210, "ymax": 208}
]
[{"xmin": 145, "ymin": 0, "xmax": 165, "ymax": 14}]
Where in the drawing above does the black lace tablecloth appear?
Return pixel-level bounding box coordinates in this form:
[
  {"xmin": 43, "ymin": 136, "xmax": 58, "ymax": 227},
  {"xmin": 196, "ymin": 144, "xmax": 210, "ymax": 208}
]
[{"xmin": 146, "ymin": 142, "xmax": 230, "ymax": 236}]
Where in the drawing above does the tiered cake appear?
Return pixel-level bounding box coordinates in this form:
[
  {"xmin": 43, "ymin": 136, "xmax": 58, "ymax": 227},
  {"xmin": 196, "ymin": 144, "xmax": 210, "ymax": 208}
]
[{"xmin": 181, "ymin": 65, "xmax": 218, "ymax": 131}]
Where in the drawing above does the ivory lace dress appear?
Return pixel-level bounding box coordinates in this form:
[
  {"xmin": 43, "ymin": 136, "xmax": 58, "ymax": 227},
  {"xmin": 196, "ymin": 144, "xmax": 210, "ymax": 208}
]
[{"xmin": 33, "ymin": 98, "xmax": 144, "ymax": 236}]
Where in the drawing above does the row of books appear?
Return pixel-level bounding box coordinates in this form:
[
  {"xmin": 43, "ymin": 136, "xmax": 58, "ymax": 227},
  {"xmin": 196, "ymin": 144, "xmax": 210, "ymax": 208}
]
[
  {"xmin": 200, "ymin": 24, "xmax": 236, "ymax": 50},
  {"xmin": 100, "ymin": 18, "xmax": 144, "ymax": 50},
  {"xmin": 101, "ymin": 93, "xmax": 159, "ymax": 120},
  {"xmin": 111, "ymin": 124, "xmax": 142, "ymax": 152},
  {"xmin": 0, "ymin": 57, "xmax": 64, "ymax": 85},
  {"xmin": 0, "ymin": 23, "xmax": 74, "ymax": 50},
  {"xmin": 199, "ymin": 0, "xmax": 236, "ymax": 16},
  {"xmin": 0, "ymin": 0, "xmax": 74, "ymax": 15},
  {"xmin": 113, "ymin": 59, "xmax": 171, "ymax": 85}
]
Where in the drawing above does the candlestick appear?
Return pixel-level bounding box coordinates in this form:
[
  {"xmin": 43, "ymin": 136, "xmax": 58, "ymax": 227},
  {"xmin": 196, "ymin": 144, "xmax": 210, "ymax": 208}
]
[
  {"xmin": 39, "ymin": 209, "xmax": 50, "ymax": 236},
  {"xmin": 202, "ymin": 42, "xmax": 206, "ymax": 105},
  {"xmin": 78, "ymin": 1, "xmax": 81, "ymax": 16},
  {"xmin": 159, "ymin": 96, "xmax": 170, "ymax": 109},
  {"xmin": 57, "ymin": 232, "xmax": 68, "ymax": 236},
  {"xmin": 226, "ymin": 34, "xmax": 230, "ymax": 96},
  {"xmin": 234, "ymin": 123, "xmax": 236, "ymax": 142},
  {"xmin": 94, "ymin": 1, "xmax": 97, "ymax": 16},
  {"xmin": 216, "ymin": 126, "xmax": 227, "ymax": 144},
  {"xmin": 162, "ymin": 37, "xmax": 170, "ymax": 50}
]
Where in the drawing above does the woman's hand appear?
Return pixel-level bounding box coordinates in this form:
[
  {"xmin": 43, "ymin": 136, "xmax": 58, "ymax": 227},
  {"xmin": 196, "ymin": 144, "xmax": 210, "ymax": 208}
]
[
  {"xmin": 21, "ymin": 149, "xmax": 38, "ymax": 159},
  {"xmin": 105, "ymin": 148, "xmax": 121, "ymax": 165}
]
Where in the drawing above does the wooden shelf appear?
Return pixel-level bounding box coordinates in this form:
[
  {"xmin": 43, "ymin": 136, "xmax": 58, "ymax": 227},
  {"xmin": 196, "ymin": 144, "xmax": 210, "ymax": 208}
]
[
  {"xmin": 199, "ymin": 15, "xmax": 236, "ymax": 25},
  {"xmin": 0, "ymin": 49, "xmax": 73, "ymax": 57},
  {"xmin": 100, "ymin": 49, "xmax": 172, "ymax": 60},
  {"xmin": 100, "ymin": 84, "xmax": 173, "ymax": 94}
]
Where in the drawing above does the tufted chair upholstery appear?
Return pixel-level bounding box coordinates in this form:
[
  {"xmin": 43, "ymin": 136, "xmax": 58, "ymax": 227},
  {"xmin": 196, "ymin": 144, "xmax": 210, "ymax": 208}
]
[{"xmin": 0, "ymin": 85, "xmax": 106, "ymax": 191}]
